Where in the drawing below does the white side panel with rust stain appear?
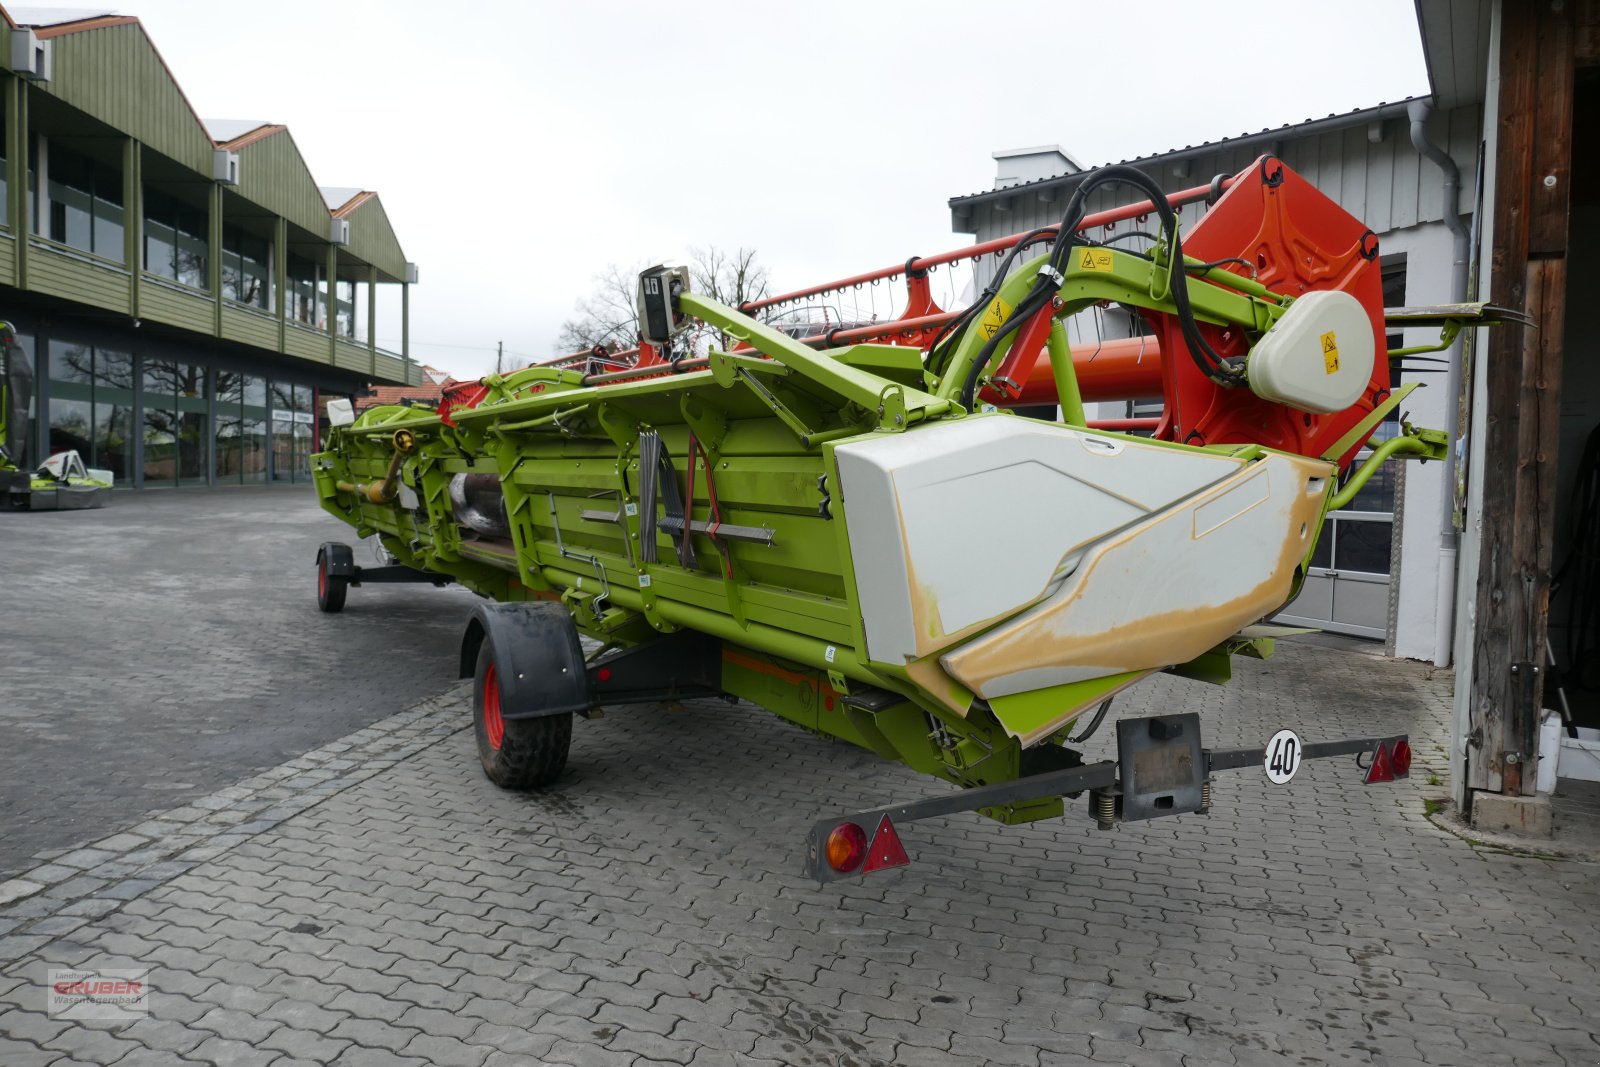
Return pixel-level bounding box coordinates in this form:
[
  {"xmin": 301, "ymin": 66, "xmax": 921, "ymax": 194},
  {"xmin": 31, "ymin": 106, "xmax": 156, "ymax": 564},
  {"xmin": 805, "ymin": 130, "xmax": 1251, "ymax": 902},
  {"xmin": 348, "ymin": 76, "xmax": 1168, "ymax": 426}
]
[
  {"xmin": 939, "ymin": 451, "xmax": 1332, "ymax": 720},
  {"xmin": 834, "ymin": 416, "xmax": 1244, "ymax": 667}
]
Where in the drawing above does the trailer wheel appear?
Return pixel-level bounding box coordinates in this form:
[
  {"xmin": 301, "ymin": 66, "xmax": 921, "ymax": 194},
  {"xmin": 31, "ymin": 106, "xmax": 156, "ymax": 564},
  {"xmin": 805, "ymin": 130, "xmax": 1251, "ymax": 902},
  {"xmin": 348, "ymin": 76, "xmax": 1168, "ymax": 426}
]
[
  {"xmin": 473, "ymin": 641, "xmax": 572, "ymax": 789},
  {"xmin": 316, "ymin": 551, "xmax": 348, "ymax": 613}
]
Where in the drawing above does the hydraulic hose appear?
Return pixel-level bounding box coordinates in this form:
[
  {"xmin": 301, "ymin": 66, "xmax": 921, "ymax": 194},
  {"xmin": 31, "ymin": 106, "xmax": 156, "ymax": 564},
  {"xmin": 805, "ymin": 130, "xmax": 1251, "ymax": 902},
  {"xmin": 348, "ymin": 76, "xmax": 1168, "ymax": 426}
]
[{"xmin": 956, "ymin": 165, "xmax": 1246, "ymax": 408}]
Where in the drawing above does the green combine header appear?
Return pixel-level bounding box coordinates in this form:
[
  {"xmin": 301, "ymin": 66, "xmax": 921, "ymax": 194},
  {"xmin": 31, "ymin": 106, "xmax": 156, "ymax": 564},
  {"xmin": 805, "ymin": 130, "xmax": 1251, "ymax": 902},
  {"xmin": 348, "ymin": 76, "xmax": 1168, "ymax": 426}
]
[{"xmin": 311, "ymin": 159, "xmax": 1512, "ymax": 879}]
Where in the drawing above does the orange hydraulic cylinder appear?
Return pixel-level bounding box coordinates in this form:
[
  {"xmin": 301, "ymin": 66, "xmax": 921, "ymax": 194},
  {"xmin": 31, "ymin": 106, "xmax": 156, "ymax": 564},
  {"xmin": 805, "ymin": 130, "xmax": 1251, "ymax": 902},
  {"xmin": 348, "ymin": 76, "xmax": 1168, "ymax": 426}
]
[{"xmin": 994, "ymin": 336, "xmax": 1165, "ymax": 406}]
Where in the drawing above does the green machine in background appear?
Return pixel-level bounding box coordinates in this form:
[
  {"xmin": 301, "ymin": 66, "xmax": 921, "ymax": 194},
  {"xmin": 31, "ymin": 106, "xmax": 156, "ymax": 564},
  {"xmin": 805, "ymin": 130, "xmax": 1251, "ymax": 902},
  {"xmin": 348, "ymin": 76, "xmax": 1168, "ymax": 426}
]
[{"xmin": 0, "ymin": 322, "xmax": 113, "ymax": 511}]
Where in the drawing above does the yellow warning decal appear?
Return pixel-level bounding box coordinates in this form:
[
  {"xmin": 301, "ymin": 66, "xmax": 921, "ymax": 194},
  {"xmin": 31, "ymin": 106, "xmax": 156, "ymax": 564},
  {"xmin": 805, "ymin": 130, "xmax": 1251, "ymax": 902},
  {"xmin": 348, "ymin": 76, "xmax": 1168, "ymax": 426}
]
[
  {"xmin": 1076, "ymin": 248, "xmax": 1115, "ymax": 273},
  {"xmin": 979, "ymin": 296, "xmax": 1012, "ymax": 340},
  {"xmin": 1321, "ymin": 331, "xmax": 1340, "ymax": 374}
]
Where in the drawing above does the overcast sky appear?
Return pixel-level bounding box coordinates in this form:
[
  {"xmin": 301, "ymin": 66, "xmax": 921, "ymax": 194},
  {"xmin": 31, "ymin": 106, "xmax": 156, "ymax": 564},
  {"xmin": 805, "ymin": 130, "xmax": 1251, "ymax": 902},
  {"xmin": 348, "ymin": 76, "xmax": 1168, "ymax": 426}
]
[{"xmin": 89, "ymin": 0, "xmax": 1428, "ymax": 379}]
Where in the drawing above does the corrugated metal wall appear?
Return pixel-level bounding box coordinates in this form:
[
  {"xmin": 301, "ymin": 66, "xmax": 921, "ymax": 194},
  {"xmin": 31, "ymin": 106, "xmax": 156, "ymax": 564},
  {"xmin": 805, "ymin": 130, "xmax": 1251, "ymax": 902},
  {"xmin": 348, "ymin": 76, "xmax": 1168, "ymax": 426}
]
[
  {"xmin": 962, "ymin": 105, "xmax": 1483, "ymax": 255},
  {"xmin": 236, "ymin": 131, "xmax": 331, "ymax": 239},
  {"xmin": 38, "ymin": 23, "xmax": 212, "ymax": 174},
  {"xmin": 344, "ymin": 197, "xmax": 407, "ymax": 280}
]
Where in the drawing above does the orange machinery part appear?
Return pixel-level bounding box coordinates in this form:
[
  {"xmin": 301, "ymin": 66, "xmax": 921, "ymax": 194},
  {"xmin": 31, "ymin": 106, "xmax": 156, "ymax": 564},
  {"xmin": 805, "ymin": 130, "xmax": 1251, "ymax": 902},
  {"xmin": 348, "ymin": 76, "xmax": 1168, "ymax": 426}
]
[{"xmin": 985, "ymin": 335, "xmax": 1165, "ymax": 407}]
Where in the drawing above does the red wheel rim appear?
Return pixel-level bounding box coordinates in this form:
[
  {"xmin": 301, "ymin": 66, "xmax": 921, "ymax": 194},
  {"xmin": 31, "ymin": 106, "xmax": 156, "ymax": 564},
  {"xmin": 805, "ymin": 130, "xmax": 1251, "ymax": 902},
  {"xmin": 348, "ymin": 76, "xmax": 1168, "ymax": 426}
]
[{"xmin": 482, "ymin": 662, "xmax": 505, "ymax": 750}]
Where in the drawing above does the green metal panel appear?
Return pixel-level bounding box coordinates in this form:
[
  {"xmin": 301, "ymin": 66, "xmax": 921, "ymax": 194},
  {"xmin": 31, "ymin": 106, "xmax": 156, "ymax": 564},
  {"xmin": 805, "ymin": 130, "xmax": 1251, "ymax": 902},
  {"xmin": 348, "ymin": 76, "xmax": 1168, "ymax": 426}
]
[
  {"xmin": 28, "ymin": 243, "xmax": 129, "ymax": 311},
  {"xmin": 233, "ymin": 129, "xmax": 331, "ymax": 239},
  {"xmin": 34, "ymin": 23, "xmax": 211, "ymax": 174},
  {"xmin": 220, "ymin": 304, "xmax": 277, "ymax": 351},
  {"xmin": 0, "ymin": 234, "xmax": 14, "ymax": 279},
  {"xmin": 341, "ymin": 196, "xmax": 406, "ymax": 280},
  {"xmin": 285, "ymin": 324, "xmax": 329, "ymax": 363},
  {"xmin": 333, "ymin": 338, "xmax": 369, "ymax": 373},
  {"xmin": 373, "ymin": 353, "xmax": 408, "ymax": 385},
  {"xmin": 138, "ymin": 278, "xmax": 212, "ymax": 333}
]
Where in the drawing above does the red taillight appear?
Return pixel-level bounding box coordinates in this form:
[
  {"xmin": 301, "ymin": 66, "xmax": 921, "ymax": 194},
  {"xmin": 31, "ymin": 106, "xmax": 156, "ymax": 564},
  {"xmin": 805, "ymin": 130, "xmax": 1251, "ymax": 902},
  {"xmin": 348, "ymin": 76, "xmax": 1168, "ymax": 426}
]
[
  {"xmin": 825, "ymin": 822, "xmax": 867, "ymax": 873},
  {"xmin": 1364, "ymin": 744, "xmax": 1393, "ymax": 784},
  {"xmin": 1365, "ymin": 738, "xmax": 1411, "ymax": 785},
  {"xmin": 1390, "ymin": 738, "xmax": 1411, "ymax": 778},
  {"xmin": 597, "ymin": 666, "xmax": 612, "ymax": 682}
]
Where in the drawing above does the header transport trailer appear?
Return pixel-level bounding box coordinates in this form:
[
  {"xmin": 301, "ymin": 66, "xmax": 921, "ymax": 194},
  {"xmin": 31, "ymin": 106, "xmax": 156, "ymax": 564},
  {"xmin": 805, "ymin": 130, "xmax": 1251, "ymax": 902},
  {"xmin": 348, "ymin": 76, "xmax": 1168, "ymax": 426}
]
[{"xmin": 311, "ymin": 158, "xmax": 1513, "ymax": 881}]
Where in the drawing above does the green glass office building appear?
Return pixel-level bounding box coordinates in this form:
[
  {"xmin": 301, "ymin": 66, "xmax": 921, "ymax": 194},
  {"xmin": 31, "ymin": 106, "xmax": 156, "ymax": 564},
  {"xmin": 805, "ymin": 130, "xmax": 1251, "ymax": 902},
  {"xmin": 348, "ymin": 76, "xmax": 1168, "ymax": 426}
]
[{"xmin": 0, "ymin": 7, "xmax": 417, "ymax": 488}]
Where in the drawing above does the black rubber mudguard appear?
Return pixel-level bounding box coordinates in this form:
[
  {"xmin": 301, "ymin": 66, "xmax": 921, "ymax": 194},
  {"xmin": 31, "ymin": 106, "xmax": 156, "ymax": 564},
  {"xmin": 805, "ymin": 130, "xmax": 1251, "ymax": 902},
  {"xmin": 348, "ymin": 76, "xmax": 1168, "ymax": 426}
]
[{"xmin": 460, "ymin": 601, "xmax": 589, "ymax": 720}]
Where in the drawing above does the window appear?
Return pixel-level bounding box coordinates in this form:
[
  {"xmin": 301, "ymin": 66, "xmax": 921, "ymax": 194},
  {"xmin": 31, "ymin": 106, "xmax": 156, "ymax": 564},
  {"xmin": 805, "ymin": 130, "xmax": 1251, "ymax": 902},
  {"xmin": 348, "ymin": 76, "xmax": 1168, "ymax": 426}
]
[
  {"xmin": 222, "ymin": 223, "xmax": 270, "ymax": 309},
  {"xmin": 176, "ymin": 362, "xmax": 208, "ymax": 484},
  {"xmin": 45, "ymin": 141, "xmax": 122, "ymax": 261},
  {"xmin": 242, "ymin": 375, "xmax": 268, "ymax": 483},
  {"xmin": 270, "ymin": 381, "xmax": 294, "ymax": 482},
  {"xmin": 0, "ymin": 111, "xmax": 10, "ymax": 227},
  {"xmin": 141, "ymin": 358, "xmax": 178, "ymax": 486},
  {"xmin": 293, "ymin": 383, "xmax": 314, "ymax": 479},
  {"xmin": 143, "ymin": 188, "xmax": 208, "ymax": 289},
  {"xmin": 215, "ymin": 370, "xmax": 243, "ymax": 483},
  {"xmin": 93, "ymin": 349, "xmax": 134, "ymax": 483},
  {"xmin": 287, "ymin": 255, "xmax": 320, "ymax": 326},
  {"xmin": 46, "ymin": 341, "xmax": 132, "ymax": 483},
  {"xmin": 335, "ymin": 278, "xmax": 356, "ymax": 338},
  {"xmin": 141, "ymin": 358, "xmax": 209, "ymax": 486}
]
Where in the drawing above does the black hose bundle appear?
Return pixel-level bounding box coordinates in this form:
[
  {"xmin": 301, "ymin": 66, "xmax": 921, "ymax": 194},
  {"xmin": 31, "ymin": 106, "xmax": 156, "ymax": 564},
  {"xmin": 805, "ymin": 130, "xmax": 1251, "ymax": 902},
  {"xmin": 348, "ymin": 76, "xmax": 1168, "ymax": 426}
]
[{"xmin": 941, "ymin": 165, "xmax": 1247, "ymax": 410}]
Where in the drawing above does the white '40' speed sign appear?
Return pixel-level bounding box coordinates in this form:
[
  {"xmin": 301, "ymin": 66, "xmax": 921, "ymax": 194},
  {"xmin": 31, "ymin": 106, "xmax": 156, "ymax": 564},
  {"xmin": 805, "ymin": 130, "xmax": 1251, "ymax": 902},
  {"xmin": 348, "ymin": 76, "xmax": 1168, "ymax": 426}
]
[{"xmin": 1264, "ymin": 729, "xmax": 1302, "ymax": 784}]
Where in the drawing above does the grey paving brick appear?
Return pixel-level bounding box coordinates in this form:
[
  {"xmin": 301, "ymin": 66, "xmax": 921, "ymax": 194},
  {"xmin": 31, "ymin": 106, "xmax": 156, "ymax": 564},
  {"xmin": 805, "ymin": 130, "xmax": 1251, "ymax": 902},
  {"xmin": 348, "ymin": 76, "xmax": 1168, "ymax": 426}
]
[
  {"xmin": 328, "ymin": 1016, "xmax": 424, "ymax": 1053},
  {"xmin": 188, "ymin": 1035, "xmax": 282, "ymax": 1067},
  {"xmin": 2, "ymin": 632, "xmax": 1595, "ymax": 1067},
  {"xmin": 324, "ymin": 988, "xmax": 410, "ymax": 1024},
  {"xmin": 191, "ymin": 1006, "xmax": 281, "ymax": 1045},
  {"xmin": 0, "ymin": 1035, "xmax": 59, "ymax": 1067},
  {"xmin": 256, "ymin": 1025, "xmax": 350, "ymax": 1064},
  {"xmin": 397, "ymin": 1031, "xmax": 491, "ymax": 1066}
]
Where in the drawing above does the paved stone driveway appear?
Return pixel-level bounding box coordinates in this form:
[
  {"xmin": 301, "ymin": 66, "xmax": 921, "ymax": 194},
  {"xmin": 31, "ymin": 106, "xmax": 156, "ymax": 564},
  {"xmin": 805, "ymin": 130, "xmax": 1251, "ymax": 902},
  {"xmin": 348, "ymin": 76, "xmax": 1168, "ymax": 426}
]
[
  {"xmin": 0, "ymin": 486, "xmax": 474, "ymax": 877},
  {"xmin": 2, "ymin": 642, "xmax": 1598, "ymax": 1066}
]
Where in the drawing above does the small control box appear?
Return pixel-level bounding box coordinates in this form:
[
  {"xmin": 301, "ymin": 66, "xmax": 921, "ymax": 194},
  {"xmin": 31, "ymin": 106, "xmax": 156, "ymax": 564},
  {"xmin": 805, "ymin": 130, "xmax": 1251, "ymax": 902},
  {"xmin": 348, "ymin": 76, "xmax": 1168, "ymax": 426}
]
[{"xmin": 637, "ymin": 265, "xmax": 692, "ymax": 346}]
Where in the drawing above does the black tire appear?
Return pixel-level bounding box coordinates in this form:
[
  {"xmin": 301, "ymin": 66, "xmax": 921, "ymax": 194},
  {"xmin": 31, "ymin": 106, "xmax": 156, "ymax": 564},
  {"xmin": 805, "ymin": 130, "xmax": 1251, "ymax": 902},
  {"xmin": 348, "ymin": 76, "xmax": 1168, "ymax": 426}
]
[
  {"xmin": 473, "ymin": 641, "xmax": 572, "ymax": 789},
  {"xmin": 316, "ymin": 552, "xmax": 348, "ymax": 613}
]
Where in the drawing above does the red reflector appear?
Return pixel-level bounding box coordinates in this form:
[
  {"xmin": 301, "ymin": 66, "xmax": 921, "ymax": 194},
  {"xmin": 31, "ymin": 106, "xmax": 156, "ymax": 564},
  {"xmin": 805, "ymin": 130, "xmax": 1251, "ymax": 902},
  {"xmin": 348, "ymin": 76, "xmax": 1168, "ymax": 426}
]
[
  {"xmin": 862, "ymin": 815, "xmax": 910, "ymax": 873},
  {"xmin": 1390, "ymin": 738, "xmax": 1412, "ymax": 778},
  {"xmin": 597, "ymin": 666, "xmax": 612, "ymax": 682},
  {"xmin": 825, "ymin": 822, "xmax": 867, "ymax": 873},
  {"xmin": 1364, "ymin": 742, "xmax": 1395, "ymax": 784}
]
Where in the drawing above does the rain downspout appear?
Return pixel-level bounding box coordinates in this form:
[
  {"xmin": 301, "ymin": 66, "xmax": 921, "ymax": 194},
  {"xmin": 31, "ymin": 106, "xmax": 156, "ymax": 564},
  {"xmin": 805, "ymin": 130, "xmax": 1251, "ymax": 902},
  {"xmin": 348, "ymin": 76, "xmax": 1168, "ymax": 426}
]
[{"xmin": 1408, "ymin": 98, "xmax": 1470, "ymax": 668}]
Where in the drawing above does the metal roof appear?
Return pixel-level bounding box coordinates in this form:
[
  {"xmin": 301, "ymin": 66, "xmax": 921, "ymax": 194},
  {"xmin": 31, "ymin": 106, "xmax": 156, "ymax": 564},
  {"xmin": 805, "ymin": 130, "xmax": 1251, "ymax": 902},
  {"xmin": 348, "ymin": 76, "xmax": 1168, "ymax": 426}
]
[
  {"xmin": 949, "ymin": 97, "xmax": 1427, "ymax": 209},
  {"xmin": 1414, "ymin": 0, "xmax": 1491, "ymax": 110},
  {"xmin": 319, "ymin": 186, "xmax": 364, "ymax": 212},
  {"xmin": 7, "ymin": 7, "xmax": 119, "ymax": 27},
  {"xmin": 202, "ymin": 118, "xmax": 273, "ymax": 144}
]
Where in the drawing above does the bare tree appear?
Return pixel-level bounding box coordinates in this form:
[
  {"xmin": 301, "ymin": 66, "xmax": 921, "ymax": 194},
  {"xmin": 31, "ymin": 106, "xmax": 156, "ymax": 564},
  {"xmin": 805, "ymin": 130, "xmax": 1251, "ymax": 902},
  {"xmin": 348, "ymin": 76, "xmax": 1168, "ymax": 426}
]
[
  {"xmin": 555, "ymin": 262, "xmax": 646, "ymax": 354},
  {"xmin": 688, "ymin": 245, "xmax": 770, "ymax": 312},
  {"xmin": 554, "ymin": 247, "xmax": 774, "ymax": 355},
  {"xmin": 689, "ymin": 246, "xmax": 772, "ymax": 348}
]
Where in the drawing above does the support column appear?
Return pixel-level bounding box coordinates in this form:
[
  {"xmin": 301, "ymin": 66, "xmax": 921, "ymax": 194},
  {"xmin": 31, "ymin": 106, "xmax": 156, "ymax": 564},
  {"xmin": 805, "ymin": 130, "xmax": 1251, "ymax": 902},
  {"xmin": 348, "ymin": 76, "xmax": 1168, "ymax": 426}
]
[
  {"xmin": 325, "ymin": 241, "xmax": 337, "ymax": 365},
  {"xmin": 274, "ymin": 216, "xmax": 286, "ymax": 353},
  {"xmin": 1468, "ymin": 0, "xmax": 1574, "ymax": 798},
  {"xmin": 209, "ymin": 182, "xmax": 223, "ymax": 335},
  {"xmin": 8, "ymin": 76, "xmax": 27, "ymax": 288},
  {"xmin": 367, "ymin": 264, "xmax": 377, "ymax": 376},
  {"xmin": 402, "ymin": 281, "xmax": 410, "ymax": 379},
  {"xmin": 124, "ymin": 137, "xmax": 141, "ymax": 318}
]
